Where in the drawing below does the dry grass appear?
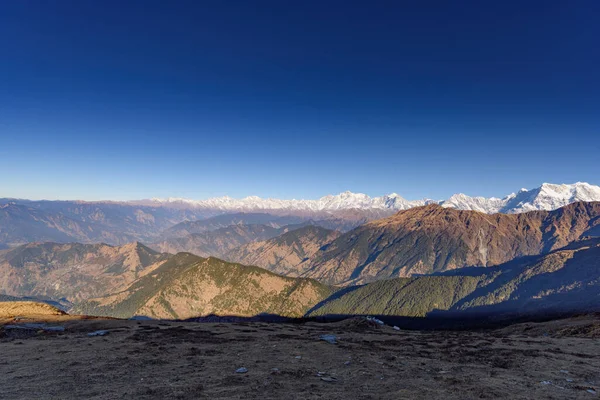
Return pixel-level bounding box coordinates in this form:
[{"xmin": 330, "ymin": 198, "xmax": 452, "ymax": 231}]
[
  {"xmin": 0, "ymin": 301, "xmax": 66, "ymax": 318},
  {"xmin": 1, "ymin": 314, "xmax": 599, "ymax": 399}
]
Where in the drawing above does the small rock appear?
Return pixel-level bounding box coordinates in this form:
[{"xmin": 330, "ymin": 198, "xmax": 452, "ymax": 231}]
[
  {"xmin": 235, "ymin": 367, "xmax": 248, "ymax": 374},
  {"xmin": 366, "ymin": 316, "xmax": 385, "ymax": 326},
  {"xmin": 320, "ymin": 376, "xmax": 336, "ymax": 382},
  {"xmin": 87, "ymin": 330, "xmax": 109, "ymax": 337},
  {"xmin": 541, "ymin": 381, "xmax": 552, "ymax": 385},
  {"xmin": 566, "ymin": 379, "xmax": 574, "ymax": 383},
  {"xmin": 129, "ymin": 315, "xmax": 153, "ymax": 321},
  {"xmin": 560, "ymin": 370, "xmax": 570, "ymax": 374},
  {"xmin": 319, "ymin": 334, "xmax": 337, "ymax": 344},
  {"xmin": 270, "ymin": 368, "xmax": 280, "ymax": 375},
  {"xmin": 44, "ymin": 326, "xmax": 65, "ymax": 332},
  {"xmin": 344, "ymin": 361, "xmax": 351, "ymax": 366},
  {"xmin": 295, "ymin": 356, "xmax": 302, "ymax": 360},
  {"xmin": 393, "ymin": 326, "xmax": 400, "ymax": 331},
  {"xmin": 587, "ymin": 389, "xmax": 597, "ymax": 395}
]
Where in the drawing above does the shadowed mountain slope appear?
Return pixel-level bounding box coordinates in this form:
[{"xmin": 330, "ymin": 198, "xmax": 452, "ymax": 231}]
[
  {"xmin": 303, "ymin": 202, "xmax": 600, "ymax": 285},
  {"xmin": 307, "ymin": 238, "xmax": 600, "ymax": 318}
]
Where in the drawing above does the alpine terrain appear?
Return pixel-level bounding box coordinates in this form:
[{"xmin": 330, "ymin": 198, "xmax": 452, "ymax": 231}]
[
  {"xmin": 303, "ymin": 201, "xmax": 600, "ymax": 285},
  {"xmin": 73, "ymin": 253, "xmax": 333, "ymax": 319}
]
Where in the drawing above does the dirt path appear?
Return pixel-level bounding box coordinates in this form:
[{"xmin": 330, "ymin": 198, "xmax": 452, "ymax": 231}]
[{"xmin": 1, "ymin": 316, "xmax": 599, "ymax": 399}]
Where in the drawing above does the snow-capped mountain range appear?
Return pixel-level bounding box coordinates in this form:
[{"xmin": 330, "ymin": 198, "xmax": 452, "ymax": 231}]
[{"xmin": 145, "ymin": 182, "xmax": 600, "ymax": 214}]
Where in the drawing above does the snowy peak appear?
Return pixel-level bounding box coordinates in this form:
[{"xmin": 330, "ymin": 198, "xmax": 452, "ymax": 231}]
[
  {"xmin": 142, "ymin": 182, "xmax": 600, "ymax": 215},
  {"xmin": 502, "ymin": 182, "xmax": 600, "ymax": 214},
  {"xmin": 440, "ymin": 182, "xmax": 600, "ymax": 214},
  {"xmin": 146, "ymin": 191, "xmax": 429, "ymax": 212},
  {"xmin": 441, "ymin": 193, "xmax": 506, "ymax": 214}
]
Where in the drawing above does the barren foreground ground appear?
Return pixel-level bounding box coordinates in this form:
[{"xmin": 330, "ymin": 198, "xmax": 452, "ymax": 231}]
[{"xmin": 1, "ymin": 314, "xmax": 599, "ymax": 399}]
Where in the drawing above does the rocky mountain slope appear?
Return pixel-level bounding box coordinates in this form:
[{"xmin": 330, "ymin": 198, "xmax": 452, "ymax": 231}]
[
  {"xmin": 224, "ymin": 225, "xmax": 341, "ymax": 276},
  {"xmin": 151, "ymin": 223, "xmax": 307, "ymax": 258},
  {"xmin": 0, "ymin": 242, "xmax": 170, "ymax": 302},
  {"xmin": 308, "ymin": 237, "xmax": 600, "ymax": 318},
  {"xmin": 73, "ymin": 253, "xmax": 333, "ymax": 319},
  {"xmin": 303, "ymin": 202, "xmax": 600, "ymax": 285}
]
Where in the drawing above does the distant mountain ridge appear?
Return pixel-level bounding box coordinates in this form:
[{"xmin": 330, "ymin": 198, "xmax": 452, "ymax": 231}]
[
  {"xmin": 161, "ymin": 213, "xmax": 308, "ymax": 238},
  {"xmin": 0, "ymin": 242, "xmax": 170, "ymax": 302},
  {"xmin": 0, "ymin": 200, "xmax": 216, "ymax": 247},
  {"xmin": 2, "ymin": 183, "xmax": 599, "ymax": 249},
  {"xmin": 442, "ymin": 182, "xmax": 600, "ymax": 214},
  {"xmin": 224, "ymin": 225, "xmax": 341, "ymax": 276},
  {"xmin": 150, "ymin": 223, "xmax": 304, "ymax": 258},
  {"xmin": 142, "ymin": 182, "xmax": 600, "ymax": 214}
]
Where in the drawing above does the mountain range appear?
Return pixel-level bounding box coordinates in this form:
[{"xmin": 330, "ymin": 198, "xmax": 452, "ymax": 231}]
[
  {"xmin": 308, "ymin": 237, "xmax": 600, "ymax": 318},
  {"xmin": 0, "ymin": 242, "xmax": 169, "ymax": 302},
  {"xmin": 72, "ymin": 253, "xmax": 333, "ymax": 319},
  {"xmin": 302, "ymin": 201, "xmax": 600, "ymax": 285},
  {"xmin": 2, "ymin": 182, "xmax": 599, "ymax": 248},
  {"xmin": 150, "ymin": 223, "xmax": 310, "ymax": 258},
  {"xmin": 143, "ymin": 182, "xmax": 600, "ymax": 214},
  {"xmin": 5, "ymin": 234, "xmax": 596, "ymax": 320},
  {"xmin": 224, "ymin": 225, "xmax": 342, "ymax": 276},
  {"xmin": 1, "ymin": 184, "xmax": 600, "ymax": 321}
]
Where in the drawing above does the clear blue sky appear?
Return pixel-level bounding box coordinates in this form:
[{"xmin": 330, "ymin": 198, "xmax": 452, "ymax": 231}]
[{"xmin": 1, "ymin": 1, "xmax": 598, "ymax": 201}]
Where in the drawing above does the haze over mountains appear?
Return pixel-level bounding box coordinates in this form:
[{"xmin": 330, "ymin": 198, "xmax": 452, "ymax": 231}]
[
  {"xmin": 151, "ymin": 223, "xmax": 309, "ymax": 258},
  {"xmin": 2, "ymin": 182, "xmax": 599, "ymax": 248},
  {"xmin": 0, "ymin": 242, "xmax": 169, "ymax": 302}
]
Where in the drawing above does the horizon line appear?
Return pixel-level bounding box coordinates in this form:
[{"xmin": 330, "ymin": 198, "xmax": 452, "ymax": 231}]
[{"xmin": 1, "ymin": 181, "xmax": 597, "ymax": 204}]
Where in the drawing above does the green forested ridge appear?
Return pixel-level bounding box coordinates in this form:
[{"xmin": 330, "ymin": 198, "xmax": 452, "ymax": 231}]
[{"xmin": 73, "ymin": 253, "xmax": 334, "ymax": 319}]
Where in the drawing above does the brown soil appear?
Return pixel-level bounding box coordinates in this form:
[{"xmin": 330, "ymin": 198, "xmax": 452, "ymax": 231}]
[{"xmin": 0, "ymin": 315, "xmax": 599, "ymax": 399}]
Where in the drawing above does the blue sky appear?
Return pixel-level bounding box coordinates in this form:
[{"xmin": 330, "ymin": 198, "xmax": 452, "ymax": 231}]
[{"xmin": 0, "ymin": 1, "xmax": 598, "ymax": 201}]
